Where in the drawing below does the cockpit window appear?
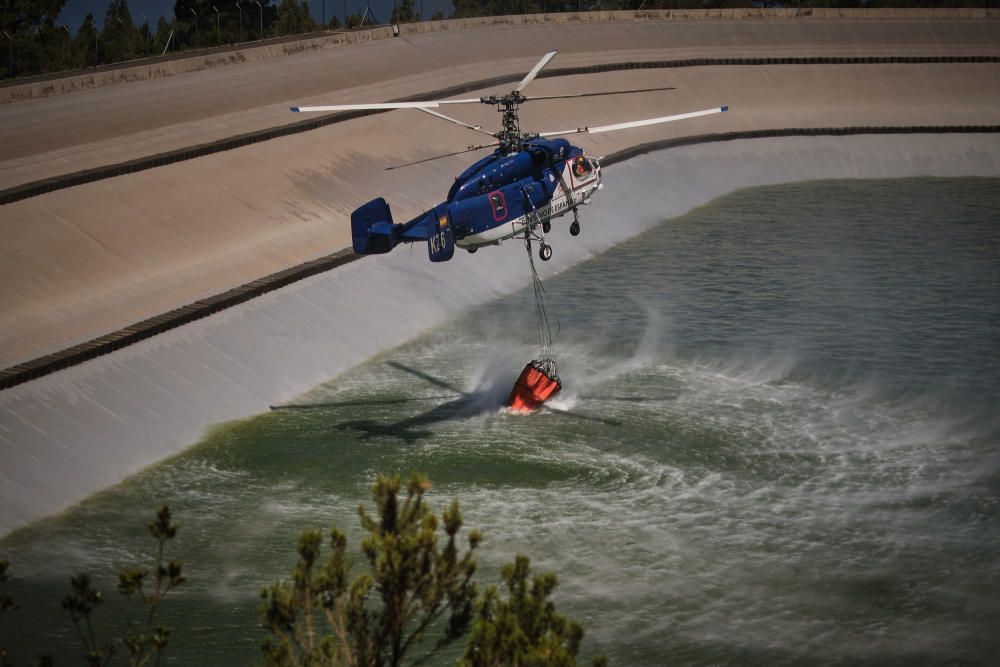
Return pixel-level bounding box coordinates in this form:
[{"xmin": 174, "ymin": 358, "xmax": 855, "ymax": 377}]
[{"xmin": 572, "ymin": 155, "xmax": 593, "ymax": 178}]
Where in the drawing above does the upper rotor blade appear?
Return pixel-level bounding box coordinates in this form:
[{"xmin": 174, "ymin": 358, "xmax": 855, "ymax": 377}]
[
  {"xmin": 515, "ymin": 50, "xmax": 558, "ymax": 92},
  {"xmin": 523, "ymin": 86, "xmax": 676, "ymax": 102},
  {"xmin": 384, "ymin": 142, "xmax": 499, "ymax": 171},
  {"xmin": 291, "ymin": 98, "xmax": 481, "ymax": 112},
  {"xmin": 539, "ymin": 106, "xmax": 728, "ymax": 137},
  {"xmin": 417, "ymin": 108, "xmax": 497, "ymax": 138}
]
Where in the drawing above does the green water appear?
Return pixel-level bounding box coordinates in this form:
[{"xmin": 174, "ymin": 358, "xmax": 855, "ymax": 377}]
[{"xmin": 3, "ymin": 178, "xmax": 999, "ymax": 665}]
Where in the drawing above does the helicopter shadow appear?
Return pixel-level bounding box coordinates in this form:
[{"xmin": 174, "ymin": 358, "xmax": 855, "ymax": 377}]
[
  {"xmin": 271, "ymin": 360, "xmax": 633, "ymax": 443},
  {"xmin": 270, "ymin": 361, "xmax": 505, "ymax": 443},
  {"xmin": 339, "ymin": 361, "xmax": 511, "ymax": 443}
]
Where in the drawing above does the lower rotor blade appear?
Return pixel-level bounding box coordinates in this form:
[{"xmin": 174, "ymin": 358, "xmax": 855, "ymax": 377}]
[
  {"xmin": 418, "ymin": 108, "xmax": 498, "ymax": 138},
  {"xmin": 384, "ymin": 142, "xmax": 499, "ymax": 171}
]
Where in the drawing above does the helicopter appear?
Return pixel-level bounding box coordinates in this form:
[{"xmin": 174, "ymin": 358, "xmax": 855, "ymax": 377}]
[{"xmin": 292, "ymin": 51, "xmax": 727, "ymax": 263}]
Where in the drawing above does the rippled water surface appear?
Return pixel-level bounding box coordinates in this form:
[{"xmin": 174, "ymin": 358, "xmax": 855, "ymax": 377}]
[{"xmin": 3, "ymin": 178, "xmax": 1000, "ymax": 665}]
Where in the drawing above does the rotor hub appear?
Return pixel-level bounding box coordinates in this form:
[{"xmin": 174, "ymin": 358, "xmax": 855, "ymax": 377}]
[{"xmin": 481, "ymin": 92, "xmax": 528, "ymax": 154}]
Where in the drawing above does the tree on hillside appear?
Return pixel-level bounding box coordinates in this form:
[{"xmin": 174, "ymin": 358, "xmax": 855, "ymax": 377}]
[
  {"xmin": 152, "ymin": 16, "xmax": 173, "ymax": 55},
  {"xmin": 101, "ymin": 0, "xmax": 139, "ymax": 64},
  {"xmin": 273, "ymin": 0, "xmax": 315, "ymax": 36},
  {"xmin": 391, "ymin": 0, "xmax": 417, "ymax": 23},
  {"xmin": 0, "ymin": 0, "xmax": 67, "ymax": 77},
  {"xmin": 74, "ymin": 11, "xmax": 100, "ymax": 67}
]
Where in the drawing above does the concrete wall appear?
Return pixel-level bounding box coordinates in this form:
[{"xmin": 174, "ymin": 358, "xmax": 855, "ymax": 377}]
[
  {"xmin": 2, "ymin": 132, "xmax": 998, "ymax": 536},
  {"xmin": 2, "ymin": 8, "xmax": 999, "ymax": 104}
]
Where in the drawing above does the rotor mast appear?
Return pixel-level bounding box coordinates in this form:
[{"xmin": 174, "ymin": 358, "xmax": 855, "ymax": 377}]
[{"xmin": 481, "ymin": 91, "xmax": 529, "ymax": 154}]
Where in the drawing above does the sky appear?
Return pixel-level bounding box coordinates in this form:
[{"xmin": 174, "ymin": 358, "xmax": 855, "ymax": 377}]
[{"xmin": 58, "ymin": 0, "xmax": 455, "ymax": 33}]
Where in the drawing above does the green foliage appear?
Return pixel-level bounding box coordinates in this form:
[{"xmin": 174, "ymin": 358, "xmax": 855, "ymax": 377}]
[
  {"xmin": 1, "ymin": 559, "xmax": 14, "ymax": 666},
  {"xmin": 100, "ymin": 0, "xmax": 139, "ymax": 64},
  {"xmin": 391, "ymin": 0, "xmax": 417, "ymax": 24},
  {"xmin": 461, "ymin": 555, "xmax": 605, "ymax": 667},
  {"xmin": 273, "ymin": 0, "xmax": 315, "ymax": 36},
  {"xmin": 0, "ymin": 0, "xmax": 68, "ymax": 76},
  {"xmin": 0, "ymin": 560, "xmax": 13, "ymax": 613},
  {"xmin": 71, "ymin": 12, "xmax": 99, "ymax": 68},
  {"xmin": 260, "ymin": 472, "xmax": 481, "ymax": 666},
  {"xmin": 58, "ymin": 505, "xmax": 185, "ymax": 667},
  {"xmin": 61, "ymin": 573, "xmax": 115, "ymax": 667},
  {"xmin": 6, "ymin": 487, "xmax": 604, "ymax": 665}
]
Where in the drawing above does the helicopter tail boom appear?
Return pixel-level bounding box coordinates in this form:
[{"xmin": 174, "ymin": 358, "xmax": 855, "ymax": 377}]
[{"xmin": 351, "ymin": 198, "xmax": 455, "ymax": 262}]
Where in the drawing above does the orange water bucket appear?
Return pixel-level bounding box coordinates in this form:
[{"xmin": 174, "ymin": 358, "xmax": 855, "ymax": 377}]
[{"xmin": 506, "ymin": 360, "xmax": 562, "ymax": 413}]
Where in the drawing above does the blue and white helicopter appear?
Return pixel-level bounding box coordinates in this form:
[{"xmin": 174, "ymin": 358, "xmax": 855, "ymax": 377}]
[{"xmin": 292, "ymin": 51, "xmax": 727, "ymax": 263}]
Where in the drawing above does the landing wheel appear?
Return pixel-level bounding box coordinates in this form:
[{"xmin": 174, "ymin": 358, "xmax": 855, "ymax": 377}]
[
  {"xmin": 539, "ymin": 243, "xmax": 553, "ymax": 262},
  {"xmin": 542, "ymin": 221, "xmax": 551, "ymax": 234},
  {"xmin": 466, "ymin": 246, "xmax": 478, "ymax": 254},
  {"xmin": 570, "ymin": 221, "xmax": 581, "ymax": 237}
]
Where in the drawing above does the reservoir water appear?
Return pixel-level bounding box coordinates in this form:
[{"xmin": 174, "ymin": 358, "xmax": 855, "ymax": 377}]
[{"xmin": 2, "ymin": 178, "xmax": 999, "ymax": 664}]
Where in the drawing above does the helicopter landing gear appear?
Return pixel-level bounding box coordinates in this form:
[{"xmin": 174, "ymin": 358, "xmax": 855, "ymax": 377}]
[
  {"xmin": 542, "ymin": 221, "xmax": 551, "ymax": 234},
  {"xmin": 466, "ymin": 246, "xmax": 478, "ymax": 253},
  {"xmin": 570, "ymin": 221, "xmax": 580, "ymax": 236},
  {"xmin": 539, "ymin": 243, "xmax": 552, "ymax": 262}
]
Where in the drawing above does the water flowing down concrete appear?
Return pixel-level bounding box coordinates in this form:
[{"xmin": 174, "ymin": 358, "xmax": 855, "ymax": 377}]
[{"xmin": 2, "ymin": 133, "xmax": 999, "ymax": 535}]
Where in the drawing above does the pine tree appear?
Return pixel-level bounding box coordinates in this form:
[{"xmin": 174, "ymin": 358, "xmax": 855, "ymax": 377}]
[
  {"xmin": 260, "ymin": 473, "xmax": 481, "ymax": 666},
  {"xmin": 462, "ymin": 555, "xmax": 607, "ymax": 667},
  {"xmin": 74, "ymin": 12, "xmax": 100, "ymax": 67},
  {"xmin": 59, "ymin": 506, "xmax": 186, "ymax": 667},
  {"xmin": 1, "ymin": 559, "xmax": 15, "ymax": 665},
  {"xmin": 273, "ymin": 0, "xmax": 315, "ymax": 35},
  {"xmin": 101, "ymin": 0, "xmax": 139, "ymax": 64},
  {"xmin": 391, "ymin": 0, "xmax": 417, "ymax": 24}
]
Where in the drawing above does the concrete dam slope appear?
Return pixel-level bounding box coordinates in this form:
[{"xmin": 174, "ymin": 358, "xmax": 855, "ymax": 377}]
[{"xmin": 1, "ymin": 11, "xmax": 1000, "ymax": 534}]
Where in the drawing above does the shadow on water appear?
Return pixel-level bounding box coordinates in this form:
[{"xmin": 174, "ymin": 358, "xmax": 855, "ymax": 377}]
[
  {"xmin": 271, "ymin": 360, "xmax": 628, "ymax": 442},
  {"xmin": 269, "ymin": 395, "xmax": 457, "ymax": 409}
]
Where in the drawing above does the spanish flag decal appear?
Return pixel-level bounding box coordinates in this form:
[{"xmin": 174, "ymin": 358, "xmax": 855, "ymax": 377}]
[{"xmin": 439, "ymin": 216, "xmax": 448, "ymax": 228}]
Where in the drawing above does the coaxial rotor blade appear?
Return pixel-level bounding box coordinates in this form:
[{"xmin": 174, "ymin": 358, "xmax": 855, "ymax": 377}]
[
  {"xmin": 539, "ymin": 105, "xmax": 728, "ymax": 137},
  {"xmin": 417, "ymin": 108, "xmax": 498, "ymax": 138},
  {"xmin": 523, "ymin": 86, "xmax": 676, "ymax": 102},
  {"xmin": 384, "ymin": 142, "xmax": 500, "ymax": 171},
  {"xmin": 291, "ymin": 98, "xmax": 482, "ymax": 112},
  {"xmin": 515, "ymin": 50, "xmax": 558, "ymax": 92}
]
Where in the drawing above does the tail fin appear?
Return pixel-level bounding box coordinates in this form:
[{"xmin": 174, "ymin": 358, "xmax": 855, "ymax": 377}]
[
  {"xmin": 351, "ymin": 198, "xmax": 396, "ymax": 255},
  {"xmin": 426, "ymin": 210, "xmax": 454, "ymax": 263}
]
